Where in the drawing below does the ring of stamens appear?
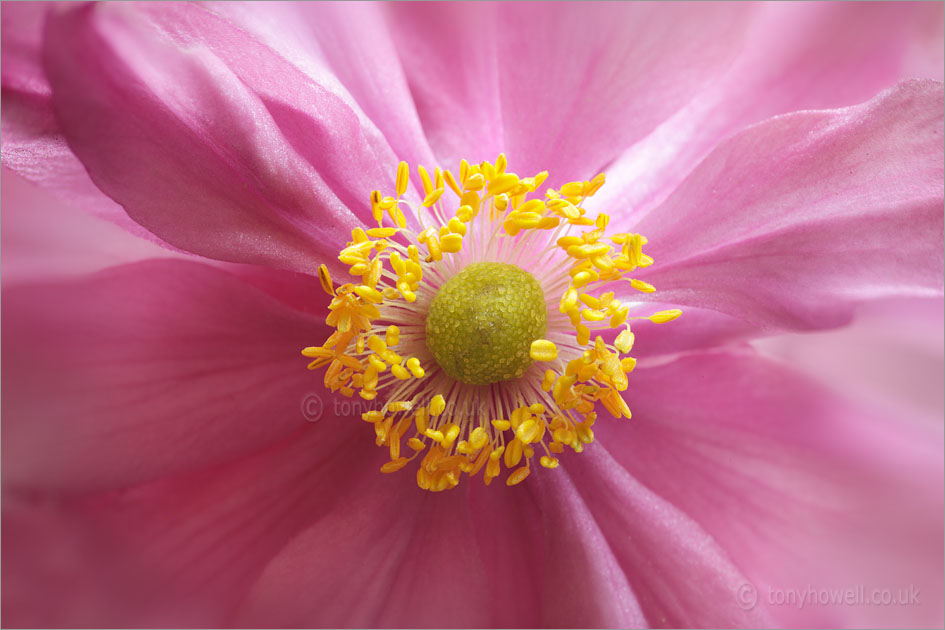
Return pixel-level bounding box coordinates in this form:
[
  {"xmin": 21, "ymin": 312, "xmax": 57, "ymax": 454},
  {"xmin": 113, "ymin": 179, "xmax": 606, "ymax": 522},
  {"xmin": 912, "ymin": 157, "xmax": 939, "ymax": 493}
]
[{"xmin": 303, "ymin": 155, "xmax": 680, "ymax": 491}]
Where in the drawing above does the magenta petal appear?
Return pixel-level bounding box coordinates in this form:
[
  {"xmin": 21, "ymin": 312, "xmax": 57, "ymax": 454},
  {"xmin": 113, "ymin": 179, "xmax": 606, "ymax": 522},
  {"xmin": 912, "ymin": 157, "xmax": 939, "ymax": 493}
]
[
  {"xmin": 389, "ymin": 2, "xmax": 752, "ymax": 179},
  {"xmin": 2, "ymin": 427, "xmax": 374, "ymax": 628},
  {"xmin": 631, "ymin": 80, "xmax": 944, "ymax": 330},
  {"xmin": 2, "ymin": 259, "xmax": 328, "ymax": 492},
  {"xmin": 598, "ymin": 351, "xmax": 944, "ymax": 628},
  {"xmin": 43, "ymin": 4, "xmax": 396, "ymax": 273}
]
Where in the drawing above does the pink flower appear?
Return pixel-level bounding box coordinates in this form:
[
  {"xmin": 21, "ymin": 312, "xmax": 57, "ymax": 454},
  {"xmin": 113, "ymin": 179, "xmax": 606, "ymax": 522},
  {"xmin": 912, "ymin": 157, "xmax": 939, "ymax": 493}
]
[{"xmin": 2, "ymin": 1, "xmax": 943, "ymax": 628}]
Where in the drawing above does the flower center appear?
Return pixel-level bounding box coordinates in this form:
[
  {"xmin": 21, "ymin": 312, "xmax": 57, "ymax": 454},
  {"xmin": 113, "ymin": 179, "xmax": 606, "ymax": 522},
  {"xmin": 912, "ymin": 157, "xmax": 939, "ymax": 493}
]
[
  {"xmin": 302, "ymin": 154, "xmax": 682, "ymax": 491},
  {"xmin": 426, "ymin": 262, "xmax": 547, "ymax": 386}
]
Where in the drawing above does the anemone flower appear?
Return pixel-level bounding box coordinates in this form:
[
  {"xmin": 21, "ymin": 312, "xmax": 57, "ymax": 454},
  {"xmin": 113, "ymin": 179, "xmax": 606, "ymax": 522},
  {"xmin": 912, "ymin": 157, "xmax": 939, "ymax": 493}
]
[{"xmin": 2, "ymin": 1, "xmax": 943, "ymax": 628}]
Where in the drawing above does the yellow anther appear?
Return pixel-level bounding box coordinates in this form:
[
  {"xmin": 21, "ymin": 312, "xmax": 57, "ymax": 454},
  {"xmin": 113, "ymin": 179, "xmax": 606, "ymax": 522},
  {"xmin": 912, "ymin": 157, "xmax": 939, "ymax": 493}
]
[
  {"xmin": 630, "ymin": 278, "xmax": 656, "ymax": 293},
  {"xmin": 540, "ymin": 456, "xmax": 559, "ymax": 469},
  {"xmin": 418, "ymin": 165, "xmax": 433, "ymax": 196},
  {"xmin": 430, "ymin": 394, "xmax": 446, "ymax": 416},
  {"xmin": 492, "ymin": 419, "xmax": 511, "ymax": 432},
  {"xmin": 367, "ymin": 227, "xmax": 398, "ymax": 238},
  {"xmin": 370, "ymin": 190, "xmax": 384, "ymax": 223},
  {"xmin": 368, "ymin": 355, "xmax": 387, "ymax": 372},
  {"xmin": 385, "ymin": 325, "xmax": 400, "ymax": 347},
  {"xmin": 504, "ymin": 438, "xmax": 524, "ymax": 468},
  {"xmin": 422, "ymin": 187, "xmax": 445, "ymax": 207},
  {"xmin": 494, "ymin": 193, "xmax": 509, "ymax": 212},
  {"xmin": 362, "ymin": 410, "xmax": 385, "ymax": 423},
  {"xmin": 469, "ymin": 426, "xmax": 489, "ymax": 449},
  {"xmin": 585, "ymin": 173, "xmax": 606, "ymax": 196},
  {"xmin": 390, "ymin": 251, "xmax": 406, "ymax": 276},
  {"xmin": 649, "ymin": 309, "xmax": 683, "ymax": 324},
  {"xmin": 406, "ymin": 357, "xmax": 425, "ymax": 378},
  {"xmin": 396, "ymin": 161, "xmax": 409, "ymax": 197},
  {"xmin": 495, "ymin": 153, "xmax": 508, "ymax": 174},
  {"xmin": 389, "ymin": 400, "xmax": 413, "ymax": 412},
  {"xmin": 447, "ymin": 217, "xmax": 467, "ymax": 235},
  {"xmin": 425, "ymin": 235, "xmax": 442, "ymax": 261},
  {"xmin": 351, "ymin": 227, "xmax": 369, "ymax": 243},
  {"xmin": 408, "ymin": 437, "xmax": 425, "ymax": 451},
  {"xmin": 440, "ymin": 233, "xmax": 464, "ymax": 253},
  {"xmin": 609, "ymin": 305, "xmax": 630, "ymax": 327},
  {"xmin": 621, "ymin": 357, "xmax": 637, "ymax": 373},
  {"xmin": 516, "ymin": 419, "xmax": 541, "ymax": 444},
  {"xmin": 576, "ymin": 324, "xmax": 590, "ymax": 346},
  {"xmin": 424, "ymin": 428, "xmax": 445, "ymax": 443},
  {"xmin": 579, "ymin": 293, "xmax": 601, "ymax": 309},
  {"xmin": 568, "ymin": 243, "xmax": 610, "ymax": 259},
  {"xmin": 557, "ymin": 235, "xmax": 583, "ymax": 248},
  {"xmin": 465, "ymin": 173, "xmax": 485, "ymax": 191},
  {"xmin": 576, "ymin": 423, "xmax": 595, "ymax": 444},
  {"xmin": 615, "ymin": 329, "xmax": 635, "ymax": 353},
  {"xmin": 582, "ymin": 309, "xmax": 606, "ymax": 322},
  {"xmin": 517, "ymin": 199, "xmax": 546, "ymax": 215},
  {"xmin": 443, "ymin": 169, "xmax": 462, "ymax": 196},
  {"xmin": 506, "ymin": 466, "xmax": 531, "ymax": 486},
  {"xmin": 442, "ymin": 423, "xmax": 461, "ymax": 447},
  {"xmin": 354, "ymin": 285, "xmax": 383, "ymax": 303},
  {"xmin": 572, "ymin": 270, "xmax": 596, "ymax": 288},
  {"xmin": 530, "ymin": 339, "xmax": 558, "ymax": 362},
  {"xmin": 591, "ymin": 255, "xmax": 615, "ymax": 271},
  {"xmin": 414, "ymin": 407, "xmax": 428, "ymax": 433},
  {"xmin": 317, "ymin": 264, "xmax": 336, "ymax": 297},
  {"xmin": 542, "ymin": 370, "xmax": 556, "ymax": 391},
  {"xmin": 559, "ymin": 181, "xmax": 584, "ymax": 197},
  {"xmin": 381, "ymin": 458, "xmax": 410, "ymax": 473},
  {"xmin": 456, "ymin": 205, "xmax": 474, "ymax": 222},
  {"xmin": 391, "ymin": 364, "xmax": 410, "ymax": 380},
  {"xmin": 367, "ymin": 335, "xmax": 387, "ymax": 354}
]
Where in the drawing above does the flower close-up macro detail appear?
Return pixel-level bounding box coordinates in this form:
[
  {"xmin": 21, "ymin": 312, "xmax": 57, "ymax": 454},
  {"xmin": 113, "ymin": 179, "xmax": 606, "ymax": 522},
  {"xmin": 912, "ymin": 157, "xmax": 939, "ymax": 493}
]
[{"xmin": 1, "ymin": 1, "xmax": 943, "ymax": 629}]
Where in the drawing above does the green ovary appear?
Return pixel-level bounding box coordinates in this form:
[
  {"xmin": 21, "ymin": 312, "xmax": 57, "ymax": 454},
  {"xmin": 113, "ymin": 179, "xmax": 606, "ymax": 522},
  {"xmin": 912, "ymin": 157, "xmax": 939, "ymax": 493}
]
[{"xmin": 425, "ymin": 262, "xmax": 548, "ymax": 386}]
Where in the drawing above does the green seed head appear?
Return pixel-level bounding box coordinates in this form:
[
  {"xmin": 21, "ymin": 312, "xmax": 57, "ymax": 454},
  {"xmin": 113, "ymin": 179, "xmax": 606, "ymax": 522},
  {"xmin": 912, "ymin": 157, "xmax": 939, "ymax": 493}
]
[{"xmin": 425, "ymin": 262, "xmax": 547, "ymax": 385}]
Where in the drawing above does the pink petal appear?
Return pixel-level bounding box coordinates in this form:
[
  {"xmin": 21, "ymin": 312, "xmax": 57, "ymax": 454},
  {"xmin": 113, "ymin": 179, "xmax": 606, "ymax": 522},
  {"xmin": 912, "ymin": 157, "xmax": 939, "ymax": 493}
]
[
  {"xmin": 388, "ymin": 2, "xmax": 753, "ymax": 179},
  {"xmin": 2, "ymin": 426, "xmax": 377, "ymax": 628},
  {"xmin": 235, "ymin": 479, "xmax": 498, "ymax": 628},
  {"xmin": 1, "ymin": 2, "xmax": 168, "ymax": 243},
  {"xmin": 2, "ymin": 259, "xmax": 330, "ymax": 492},
  {"xmin": 532, "ymin": 471, "xmax": 647, "ymax": 628},
  {"xmin": 596, "ymin": 1, "xmax": 945, "ymax": 221},
  {"xmin": 597, "ymin": 350, "xmax": 944, "ymax": 628},
  {"xmin": 561, "ymin": 448, "xmax": 774, "ymax": 627},
  {"xmin": 0, "ymin": 168, "xmax": 185, "ymax": 285},
  {"xmin": 756, "ymin": 296, "xmax": 945, "ymax": 419},
  {"xmin": 205, "ymin": 1, "xmax": 437, "ymax": 176},
  {"xmin": 631, "ymin": 80, "xmax": 944, "ymax": 330},
  {"xmin": 43, "ymin": 3, "xmax": 398, "ymax": 274}
]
